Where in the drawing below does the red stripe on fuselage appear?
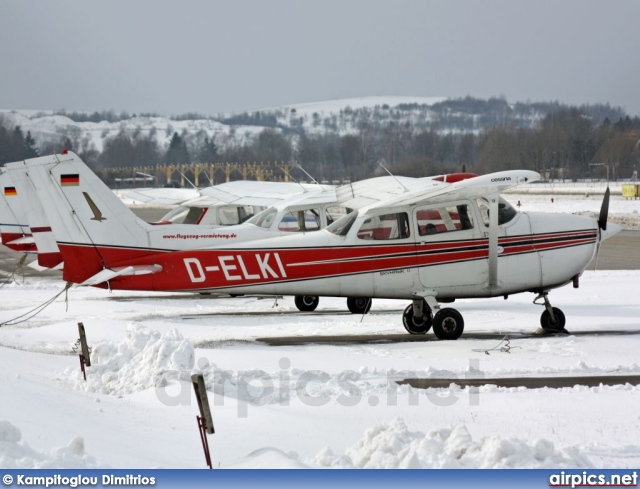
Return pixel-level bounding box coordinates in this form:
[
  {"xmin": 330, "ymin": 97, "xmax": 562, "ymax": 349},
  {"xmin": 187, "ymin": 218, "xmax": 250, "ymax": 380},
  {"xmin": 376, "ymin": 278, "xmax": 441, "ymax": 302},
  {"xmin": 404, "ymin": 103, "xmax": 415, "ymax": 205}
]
[{"xmin": 57, "ymin": 228, "xmax": 598, "ymax": 292}]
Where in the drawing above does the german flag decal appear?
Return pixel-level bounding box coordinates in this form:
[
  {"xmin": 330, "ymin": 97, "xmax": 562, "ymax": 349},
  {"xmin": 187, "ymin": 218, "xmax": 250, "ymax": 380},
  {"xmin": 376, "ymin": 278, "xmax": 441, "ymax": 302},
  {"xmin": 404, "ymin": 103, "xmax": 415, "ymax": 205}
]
[
  {"xmin": 4, "ymin": 187, "xmax": 17, "ymax": 197},
  {"xmin": 61, "ymin": 174, "xmax": 80, "ymax": 187}
]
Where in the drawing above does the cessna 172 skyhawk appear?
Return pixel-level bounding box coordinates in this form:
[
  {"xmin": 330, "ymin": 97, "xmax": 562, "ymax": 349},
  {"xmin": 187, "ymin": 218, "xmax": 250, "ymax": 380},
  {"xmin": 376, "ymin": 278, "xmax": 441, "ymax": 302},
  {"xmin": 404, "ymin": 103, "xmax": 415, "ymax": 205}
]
[
  {"xmin": 5, "ymin": 153, "xmax": 622, "ymax": 339},
  {"xmin": 6, "ymin": 153, "xmax": 458, "ymax": 313}
]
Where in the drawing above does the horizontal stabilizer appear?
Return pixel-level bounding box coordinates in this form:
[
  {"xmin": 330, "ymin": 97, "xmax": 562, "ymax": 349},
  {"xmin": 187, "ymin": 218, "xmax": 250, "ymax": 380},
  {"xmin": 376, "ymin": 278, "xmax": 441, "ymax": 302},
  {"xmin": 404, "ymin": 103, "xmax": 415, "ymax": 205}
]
[
  {"xmin": 7, "ymin": 236, "xmax": 35, "ymax": 246},
  {"xmin": 80, "ymin": 264, "xmax": 163, "ymax": 286}
]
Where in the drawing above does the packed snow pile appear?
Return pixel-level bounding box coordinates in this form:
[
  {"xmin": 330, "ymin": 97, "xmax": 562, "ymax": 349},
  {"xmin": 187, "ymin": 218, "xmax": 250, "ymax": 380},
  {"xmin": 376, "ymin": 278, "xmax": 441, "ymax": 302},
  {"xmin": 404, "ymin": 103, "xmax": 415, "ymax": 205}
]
[
  {"xmin": 311, "ymin": 419, "xmax": 593, "ymax": 468},
  {"xmin": 0, "ymin": 420, "xmax": 99, "ymax": 468},
  {"xmin": 67, "ymin": 323, "xmax": 194, "ymax": 395},
  {"xmin": 228, "ymin": 447, "xmax": 309, "ymax": 469}
]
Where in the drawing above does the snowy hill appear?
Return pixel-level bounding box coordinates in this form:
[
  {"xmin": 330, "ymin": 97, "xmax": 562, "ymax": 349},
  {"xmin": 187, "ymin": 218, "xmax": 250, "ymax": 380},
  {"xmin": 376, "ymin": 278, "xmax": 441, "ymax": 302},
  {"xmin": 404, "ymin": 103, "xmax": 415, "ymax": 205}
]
[{"xmin": 0, "ymin": 95, "xmax": 625, "ymax": 157}]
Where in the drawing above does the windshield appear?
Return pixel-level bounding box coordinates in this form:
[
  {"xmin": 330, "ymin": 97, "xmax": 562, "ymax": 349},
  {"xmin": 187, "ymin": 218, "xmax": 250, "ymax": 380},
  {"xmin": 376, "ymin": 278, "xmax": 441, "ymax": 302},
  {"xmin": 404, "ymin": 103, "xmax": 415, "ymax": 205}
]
[
  {"xmin": 476, "ymin": 197, "xmax": 518, "ymax": 226},
  {"xmin": 160, "ymin": 205, "xmax": 205, "ymax": 224},
  {"xmin": 247, "ymin": 208, "xmax": 277, "ymax": 228},
  {"xmin": 326, "ymin": 211, "xmax": 358, "ymax": 236}
]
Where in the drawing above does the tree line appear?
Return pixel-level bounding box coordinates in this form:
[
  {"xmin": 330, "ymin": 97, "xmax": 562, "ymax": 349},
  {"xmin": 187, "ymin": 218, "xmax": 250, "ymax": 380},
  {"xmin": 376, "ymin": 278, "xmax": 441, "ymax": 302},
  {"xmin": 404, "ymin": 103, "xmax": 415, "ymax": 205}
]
[{"xmin": 2, "ymin": 106, "xmax": 639, "ymax": 182}]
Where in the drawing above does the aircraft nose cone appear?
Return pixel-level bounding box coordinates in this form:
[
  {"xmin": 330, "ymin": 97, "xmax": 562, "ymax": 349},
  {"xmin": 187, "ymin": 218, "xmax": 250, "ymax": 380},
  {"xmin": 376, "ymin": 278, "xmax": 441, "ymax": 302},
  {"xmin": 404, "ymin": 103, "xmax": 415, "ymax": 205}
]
[{"xmin": 600, "ymin": 222, "xmax": 623, "ymax": 242}]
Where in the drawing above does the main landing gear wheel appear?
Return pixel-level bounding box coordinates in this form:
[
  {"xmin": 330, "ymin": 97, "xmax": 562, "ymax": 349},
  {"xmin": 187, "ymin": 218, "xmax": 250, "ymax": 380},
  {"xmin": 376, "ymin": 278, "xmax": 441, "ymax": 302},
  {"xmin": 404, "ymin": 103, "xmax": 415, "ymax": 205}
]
[
  {"xmin": 432, "ymin": 308, "xmax": 464, "ymax": 340},
  {"xmin": 347, "ymin": 297, "xmax": 372, "ymax": 314},
  {"xmin": 402, "ymin": 301, "xmax": 432, "ymax": 334},
  {"xmin": 294, "ymin": 295, "xmax": 319, "ymax": 312},
  {"xmin": 540, "ymin": 307, "xmax": 566, "ymax": 331}
]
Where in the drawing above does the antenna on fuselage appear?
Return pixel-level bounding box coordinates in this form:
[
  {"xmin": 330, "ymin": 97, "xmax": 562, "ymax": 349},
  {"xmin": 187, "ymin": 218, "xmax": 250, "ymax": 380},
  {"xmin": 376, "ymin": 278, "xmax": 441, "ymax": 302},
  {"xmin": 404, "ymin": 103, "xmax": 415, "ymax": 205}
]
[{"xmin": 378, "ymin": 159, "xmax": 410, "ymax": 193}]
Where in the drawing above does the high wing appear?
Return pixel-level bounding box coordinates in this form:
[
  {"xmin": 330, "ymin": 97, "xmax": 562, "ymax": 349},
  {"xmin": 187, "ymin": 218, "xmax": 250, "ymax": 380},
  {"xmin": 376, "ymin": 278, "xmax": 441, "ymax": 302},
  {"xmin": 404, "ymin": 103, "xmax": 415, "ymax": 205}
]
[
  {"xmin": 121, "ymin": 188, "xmax": 200, "ymax": 205},
  {"xmin": 365, "ymin": 170, "xmax": 540, "ymax": 210},
  {"xmin": 123, "ymin": 181, "xmax": 323, "ymax": 208},
  {"xmin": 336, "ymin": 175, "xmax": 448, "ymax": 209},
  {"xmin": 196, "ymin": 180, "xmax": 325, "ymax": 207}
]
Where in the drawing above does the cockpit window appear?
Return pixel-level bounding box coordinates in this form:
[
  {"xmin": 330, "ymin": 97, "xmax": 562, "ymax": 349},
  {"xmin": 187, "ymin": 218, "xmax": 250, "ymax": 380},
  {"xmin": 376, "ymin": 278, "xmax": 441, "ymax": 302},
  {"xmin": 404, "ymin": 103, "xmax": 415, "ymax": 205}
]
[
  {"xmin": 325, "ymin": 205, "xmax": 350, "ymax": 225},
  {"xmin": 278, "ymin": 208, "xmax": 321, "ymax": 232},
  {"xmin": 357, "ymin": 212, "xmax": 411, "ymax": 240},
  {"xmin": 326, "ymin": 211, "xmax": 358, "ymax": 236},
  {"xmin": 476, "ymin": 197, "xmax": 517, "ymax": 226},
  {"xmin": 218, "ymin": 205, "xmax": 262, "ymax": 225}
]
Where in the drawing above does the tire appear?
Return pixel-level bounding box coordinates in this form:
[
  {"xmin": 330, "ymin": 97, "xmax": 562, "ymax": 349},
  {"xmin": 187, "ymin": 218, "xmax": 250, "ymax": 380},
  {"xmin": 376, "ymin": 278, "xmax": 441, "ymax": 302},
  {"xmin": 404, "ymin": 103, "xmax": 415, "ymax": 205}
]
[
  {"xmin": 347, "ymin": 297, "xmax": 372, "ymax": 314},
  {"xmin": 402, "ymin": 302, "xmax": 432, "ymax": 334},
  {"xmin": 540, "ymin": 307, "xmax": 566, "ymax": 330},
  {"xmin": 432, "ymin": 308, "xmax": 464, "ymax": 340},
  {"xmin": 294, "ymin": 295, "xmax": 319, "ymax": 312}
]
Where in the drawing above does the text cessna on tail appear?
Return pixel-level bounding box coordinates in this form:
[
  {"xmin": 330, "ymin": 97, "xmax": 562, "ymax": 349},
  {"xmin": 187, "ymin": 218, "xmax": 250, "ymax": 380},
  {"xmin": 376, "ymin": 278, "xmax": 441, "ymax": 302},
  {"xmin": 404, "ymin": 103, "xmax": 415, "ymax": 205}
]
[{"xmin": 6, "ymin": 153, "xmax": 622, "ymax": 339}]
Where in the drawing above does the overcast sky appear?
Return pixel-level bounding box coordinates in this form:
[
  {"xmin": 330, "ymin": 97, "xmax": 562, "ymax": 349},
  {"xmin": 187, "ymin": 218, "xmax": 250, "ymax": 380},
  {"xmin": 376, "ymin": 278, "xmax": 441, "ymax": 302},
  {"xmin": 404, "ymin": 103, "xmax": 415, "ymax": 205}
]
[{"xmin": 1, "ymin": 0, "xmax": 639, "ymax": 116}]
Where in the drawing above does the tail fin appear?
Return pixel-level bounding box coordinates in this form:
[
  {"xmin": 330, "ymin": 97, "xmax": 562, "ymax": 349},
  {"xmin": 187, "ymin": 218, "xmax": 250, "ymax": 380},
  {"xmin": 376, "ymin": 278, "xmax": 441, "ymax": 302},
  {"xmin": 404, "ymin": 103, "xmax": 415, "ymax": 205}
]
[
  {"xmin": 5, "ymin": 165, "xmax": 63, "ymax": 268},
  {"xmin": 5, "ymin": 153, "xmax": 153, "ymax": 283},
  {"xmin": 0, "ymin": 168, "xmax": 36, "ymax": 253}
]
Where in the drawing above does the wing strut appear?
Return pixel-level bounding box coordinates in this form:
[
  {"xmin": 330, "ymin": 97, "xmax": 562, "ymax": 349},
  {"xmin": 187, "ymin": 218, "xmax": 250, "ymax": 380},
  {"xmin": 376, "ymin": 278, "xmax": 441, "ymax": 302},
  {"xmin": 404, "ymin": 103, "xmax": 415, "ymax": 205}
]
[{"xmin": 487, "ymin": 193, "xmax": 499, "ymax": 290}]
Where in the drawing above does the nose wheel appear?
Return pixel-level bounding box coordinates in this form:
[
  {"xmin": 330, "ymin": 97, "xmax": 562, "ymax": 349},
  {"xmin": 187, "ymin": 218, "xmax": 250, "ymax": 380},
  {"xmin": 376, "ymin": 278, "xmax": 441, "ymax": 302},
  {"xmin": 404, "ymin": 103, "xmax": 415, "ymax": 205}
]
[{"xmin": 534, "ymin": 293, "xmax": 567, "ymax": 331}]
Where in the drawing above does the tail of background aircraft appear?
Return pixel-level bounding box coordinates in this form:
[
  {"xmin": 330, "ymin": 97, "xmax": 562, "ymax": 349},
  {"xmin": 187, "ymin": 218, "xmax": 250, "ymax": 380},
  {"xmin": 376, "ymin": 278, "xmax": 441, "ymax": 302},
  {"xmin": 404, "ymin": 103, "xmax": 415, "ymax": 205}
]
[
  {"xmin": 6, "ymin": 165, "xmax": 65, "ymax": 268},
  {"xmin": 5, "ymin": 153, "xmax": 155, "ymax": 283},
  {"xmin": 0, "ymin": 169, "xmax": 36, "ymax": 253}
]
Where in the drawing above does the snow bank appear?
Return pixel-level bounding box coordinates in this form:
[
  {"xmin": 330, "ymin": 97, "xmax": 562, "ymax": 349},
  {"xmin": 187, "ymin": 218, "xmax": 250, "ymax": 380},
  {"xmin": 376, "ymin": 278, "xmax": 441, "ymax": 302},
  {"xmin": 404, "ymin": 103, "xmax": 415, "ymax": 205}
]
[
  {"xmin": 67, "ymin": 323, "xmax": 194, "ymax": 395},
  {"xmin": 228, "ymin": 447, "xmax": 308, "ymax": 469},
  {"xmin": 0, "ymin": 420, "xmax": 99, "ymax": 468},
  {"xmin": 311, "ymin": 419, "xmax": 592, "ymax": 468}
]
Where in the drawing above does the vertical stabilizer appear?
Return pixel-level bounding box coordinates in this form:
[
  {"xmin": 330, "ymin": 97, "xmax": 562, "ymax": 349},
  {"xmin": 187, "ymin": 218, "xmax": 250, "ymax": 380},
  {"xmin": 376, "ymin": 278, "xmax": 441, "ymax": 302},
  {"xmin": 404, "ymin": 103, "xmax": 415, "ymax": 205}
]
[{"xmin": 5, "ymin": 153, "xmax": 153, "ymax": 283}]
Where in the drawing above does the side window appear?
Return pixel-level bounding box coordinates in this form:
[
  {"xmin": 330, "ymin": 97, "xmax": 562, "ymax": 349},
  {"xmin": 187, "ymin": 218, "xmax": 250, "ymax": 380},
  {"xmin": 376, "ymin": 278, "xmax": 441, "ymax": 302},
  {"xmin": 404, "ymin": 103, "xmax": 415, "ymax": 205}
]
[
  {"xmin": 278, "ymin": 208, "xmax": 321, "ymax": 232},
  {"xmin": 325, "ymin": 205, "xmax": 349, "ymax": 226},
  {"xmin": 417, "ymin": 204, "xmax": 474, "ymax": 236},
  {"xmin": 357, "ymin": 212, "xmax": 410, "ymax": 240}
]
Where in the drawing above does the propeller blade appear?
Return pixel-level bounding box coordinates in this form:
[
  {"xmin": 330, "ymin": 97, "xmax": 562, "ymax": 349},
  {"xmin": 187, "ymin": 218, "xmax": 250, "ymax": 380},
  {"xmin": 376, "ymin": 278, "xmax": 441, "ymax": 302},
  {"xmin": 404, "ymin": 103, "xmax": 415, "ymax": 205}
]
[{"xmin": 598, "ymin": 187, "xmax": 610, "ymax": 231}]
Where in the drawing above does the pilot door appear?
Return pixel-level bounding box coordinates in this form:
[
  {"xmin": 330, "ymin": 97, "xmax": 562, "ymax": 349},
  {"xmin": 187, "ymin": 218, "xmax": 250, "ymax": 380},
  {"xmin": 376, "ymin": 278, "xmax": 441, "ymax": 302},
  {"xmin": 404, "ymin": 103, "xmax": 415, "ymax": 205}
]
[{"xmin": 413, "ymin": 200, "xmax": 488, "ymax": 293}]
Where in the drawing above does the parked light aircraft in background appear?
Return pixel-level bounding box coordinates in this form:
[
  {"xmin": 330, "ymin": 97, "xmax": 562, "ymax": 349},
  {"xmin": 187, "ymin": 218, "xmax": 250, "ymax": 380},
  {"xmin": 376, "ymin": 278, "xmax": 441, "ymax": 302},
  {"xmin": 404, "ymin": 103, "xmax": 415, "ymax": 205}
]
[
  {"xmin": 124, "ymin": 180, "xmax": 324, "ymax": 227},
  {"xmin": 5, "ymin": 153, "xmax": 622, "ymax": 338}
]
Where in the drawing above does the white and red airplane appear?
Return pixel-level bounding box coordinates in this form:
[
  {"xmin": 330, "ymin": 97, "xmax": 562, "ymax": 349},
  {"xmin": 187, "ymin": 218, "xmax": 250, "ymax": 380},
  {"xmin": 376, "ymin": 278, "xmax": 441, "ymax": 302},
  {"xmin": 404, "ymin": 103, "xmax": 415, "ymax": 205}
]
[
  {"xmin": 6, "ymin": 153, "xmax": 457, "ymax": 313},
  {"xmin": 5, "ymin": 153, "xmax": 622, "ymax": 339}
]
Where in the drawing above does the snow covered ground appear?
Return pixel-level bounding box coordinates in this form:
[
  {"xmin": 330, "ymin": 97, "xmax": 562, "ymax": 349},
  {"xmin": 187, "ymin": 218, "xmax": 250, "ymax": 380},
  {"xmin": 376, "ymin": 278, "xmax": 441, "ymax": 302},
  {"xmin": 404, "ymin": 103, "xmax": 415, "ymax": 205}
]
[
  {"xmin": 1, "ymin": 196, "xmax": 640, "ymax": 469},
  {"xmin": 1, "ymin": 271, "xmax": 639, "ymax": 469}
]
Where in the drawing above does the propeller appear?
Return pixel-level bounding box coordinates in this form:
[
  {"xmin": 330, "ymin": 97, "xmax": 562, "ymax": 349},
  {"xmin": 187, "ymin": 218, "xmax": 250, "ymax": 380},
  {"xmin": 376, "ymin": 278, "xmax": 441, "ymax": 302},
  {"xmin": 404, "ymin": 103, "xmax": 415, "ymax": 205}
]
[
  {"xmin": 593, "ymin": 187, "xmax": 610, "ymax": 270},
  {"xmin": 597, "ymin": 187, "xmax": 610, "ymax": 231}
]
